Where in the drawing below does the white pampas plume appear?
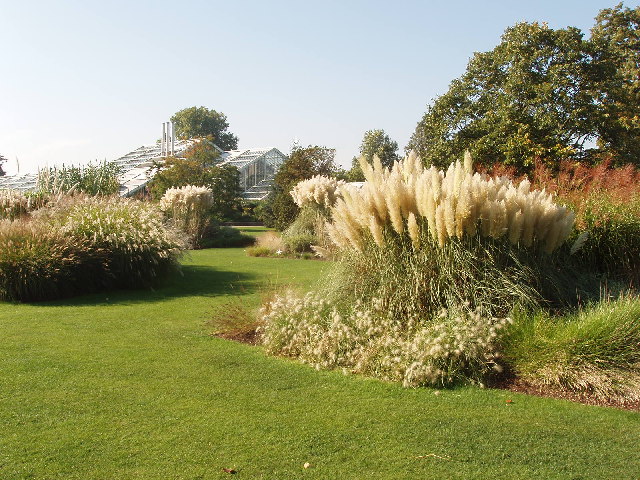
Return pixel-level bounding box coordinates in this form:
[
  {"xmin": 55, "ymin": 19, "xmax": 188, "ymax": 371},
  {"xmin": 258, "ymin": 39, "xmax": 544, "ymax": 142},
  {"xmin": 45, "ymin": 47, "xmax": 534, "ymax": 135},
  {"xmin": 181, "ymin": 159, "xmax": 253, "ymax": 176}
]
[
  {"xmin": 407, "ymin": 212, "xmax": 420, "ymax": 249},
  {"xmin": 570, "ymin": 231, "xmax": 589, "ymax": 255},
  {"xmin": 463, "ymin": 150, "xmax": 473, "ymax": 173}
]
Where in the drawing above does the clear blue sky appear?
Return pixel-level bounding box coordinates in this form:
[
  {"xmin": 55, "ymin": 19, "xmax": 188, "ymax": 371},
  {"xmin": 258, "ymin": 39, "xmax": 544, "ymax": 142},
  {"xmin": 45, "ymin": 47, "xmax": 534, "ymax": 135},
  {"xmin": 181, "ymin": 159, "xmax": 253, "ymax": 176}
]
[{"xmin": 0, "ymin": 0, "xmax": 633, "ymax": 174}]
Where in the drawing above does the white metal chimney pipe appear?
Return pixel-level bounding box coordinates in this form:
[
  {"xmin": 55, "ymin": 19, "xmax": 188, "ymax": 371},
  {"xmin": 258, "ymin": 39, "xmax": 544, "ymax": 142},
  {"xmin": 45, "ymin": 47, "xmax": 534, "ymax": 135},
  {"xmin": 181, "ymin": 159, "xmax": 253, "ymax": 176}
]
[
  {"xmin": 163, "ymin": 122, "xmax": 168, "ymax": 157},
  {"xmin": 170, "ymin": 122, "xmax": 175, "ymax": 155},
  {"xmin": 161, "ymin": 122, "xmax": 165, "ymax": 157}
]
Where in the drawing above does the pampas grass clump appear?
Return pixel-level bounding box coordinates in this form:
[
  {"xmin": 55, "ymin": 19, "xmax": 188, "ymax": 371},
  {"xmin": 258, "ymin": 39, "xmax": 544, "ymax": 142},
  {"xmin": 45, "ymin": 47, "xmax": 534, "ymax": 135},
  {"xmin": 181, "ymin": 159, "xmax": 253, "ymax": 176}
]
[
  {"xmin": 160, "ymin": 185, "xmax": 213, "ymax": 247},
  {"xmin": 327, "ymin": 152, "xmax": 575, "ymax": 254},
  {"xmin": 260, "ymin": 152, "xmax": 588, "ymax": 388}
]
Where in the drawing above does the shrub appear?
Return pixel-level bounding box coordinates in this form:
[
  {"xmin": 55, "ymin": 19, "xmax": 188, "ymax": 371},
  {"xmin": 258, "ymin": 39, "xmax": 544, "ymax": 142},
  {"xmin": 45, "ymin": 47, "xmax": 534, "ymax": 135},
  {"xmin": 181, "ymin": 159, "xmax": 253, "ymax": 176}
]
[
  {"xmin": 502, "ymin": 296, "xmax": 640, "ymax": 403},
  {"xmin": 160, "ymin": 185, "xmax": 213, "ymax": 247},
  {"xmin": 0, "ymin": 220, "xmax": 105, "ymax": 301}
]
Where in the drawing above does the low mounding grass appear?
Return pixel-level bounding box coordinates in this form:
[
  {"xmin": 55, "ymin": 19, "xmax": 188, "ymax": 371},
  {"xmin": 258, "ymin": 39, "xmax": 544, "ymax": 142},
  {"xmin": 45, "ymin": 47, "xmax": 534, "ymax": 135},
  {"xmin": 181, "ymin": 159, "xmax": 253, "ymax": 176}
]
[
  {"xmin": 0, "ymin": 195, "xmax": 186, "ymax": 301},
  {"xmin": 502, "ymin": 297, "xmax": 640, "ymax": 403},
  {"xmin": 1, "ymin": 248, "xmax": 639, "ymax": 479}
]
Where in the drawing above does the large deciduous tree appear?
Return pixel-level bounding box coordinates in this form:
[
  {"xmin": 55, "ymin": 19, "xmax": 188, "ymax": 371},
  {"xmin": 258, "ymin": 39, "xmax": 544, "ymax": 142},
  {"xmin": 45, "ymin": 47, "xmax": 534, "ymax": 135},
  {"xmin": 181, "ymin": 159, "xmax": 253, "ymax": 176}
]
[
  {"xmin": 408, "ymin": 5, "xmax": 640, "ymax": 172},
  {"xmin": 346, "ymin": 129, "xmax": 400, "ymax": 181},
  {"xmin": 408, "ymin": 22, "xmax": 599, "ymax": 172},
  {"xmin": 268, "ymin": 145, "xmax": 338, "ymax": 230},
  {"xmin": 171, "ymin": 106, "xmax": 239, "ymax": 150},
  {"xmin": 591, "ymin": 3, "xmax": 640, "ymax": 166}
]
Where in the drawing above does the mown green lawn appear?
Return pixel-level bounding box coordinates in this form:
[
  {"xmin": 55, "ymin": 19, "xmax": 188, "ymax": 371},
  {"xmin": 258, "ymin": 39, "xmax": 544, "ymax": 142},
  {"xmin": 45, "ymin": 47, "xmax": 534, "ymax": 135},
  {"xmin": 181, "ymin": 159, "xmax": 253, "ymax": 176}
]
[{"xmin": 1, "ymin": 248, "xmax": 638, "ymax": 479}]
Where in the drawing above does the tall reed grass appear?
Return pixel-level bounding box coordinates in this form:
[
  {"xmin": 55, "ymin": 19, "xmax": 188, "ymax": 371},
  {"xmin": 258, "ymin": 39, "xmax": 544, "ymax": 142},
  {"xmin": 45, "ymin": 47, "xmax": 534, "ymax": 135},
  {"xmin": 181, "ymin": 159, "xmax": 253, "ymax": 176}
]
[{"xmin": 37, "ymin": 161, "xmax": 122, "ymax": 196}]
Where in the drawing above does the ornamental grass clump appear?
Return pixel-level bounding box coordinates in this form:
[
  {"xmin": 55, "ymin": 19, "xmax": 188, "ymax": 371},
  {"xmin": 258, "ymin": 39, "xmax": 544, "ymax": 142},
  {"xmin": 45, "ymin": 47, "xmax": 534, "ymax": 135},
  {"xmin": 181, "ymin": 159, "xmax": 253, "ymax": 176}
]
[
  {"xmin": 160, "ymin": 185, "xmax": 214, "ymax": 247},
  {"xmin": 0, "ymin": 190, "xmax": 29, "ymax": 220},
  {"xmin": 323, "ymin": 153, "xmax": 582, "ymax": 319},
  {"xmin": 260, "ymin": 291, "xmax": 512, "ymax": 387},
  {"xmin": 502, "ymin": 296, "xmax": 640, "ymax": 404},
  {"xmin": 53, "ymin": 196, "xmax": 187, "ymax": 288},
  {"xmin": 0, "ymin": 219, "xmax": 105, "ymax": 301},
  {"xmin": 280, "ymin": 175, "xmax": 346, "ymax": 255},
  {"xmin": 260, "ymin": 152, "xmax": 586, "ymax": 388}
]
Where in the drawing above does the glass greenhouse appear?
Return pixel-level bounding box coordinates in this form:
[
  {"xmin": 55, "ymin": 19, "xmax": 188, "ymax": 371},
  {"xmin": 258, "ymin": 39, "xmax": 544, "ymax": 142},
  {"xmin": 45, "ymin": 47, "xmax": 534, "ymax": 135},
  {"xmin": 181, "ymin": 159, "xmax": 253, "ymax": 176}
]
[{"xmin": 0, "ymin": 139, "xmax": 286, "ymax": 201}]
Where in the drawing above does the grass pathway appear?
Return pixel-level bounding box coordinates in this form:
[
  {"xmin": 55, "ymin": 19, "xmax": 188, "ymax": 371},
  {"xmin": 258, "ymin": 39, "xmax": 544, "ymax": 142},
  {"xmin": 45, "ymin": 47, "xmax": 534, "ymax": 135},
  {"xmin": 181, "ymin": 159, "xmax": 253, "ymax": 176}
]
[{"xmin": 1, "ymin": 248, "xmax": 638, "ymax": 479}]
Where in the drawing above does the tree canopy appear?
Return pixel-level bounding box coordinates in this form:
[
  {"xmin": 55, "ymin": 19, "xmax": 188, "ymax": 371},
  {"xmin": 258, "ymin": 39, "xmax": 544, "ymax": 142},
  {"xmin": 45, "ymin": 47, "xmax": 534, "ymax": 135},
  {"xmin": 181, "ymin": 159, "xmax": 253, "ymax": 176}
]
[
  {"xmin": 149, "ymin": 140, "xmax": 242, "ymax": 221},
  {"xmin": 346, "ymin": 129, "xmax": 400, "ymax": 181},
  {"xmin": 590, "ymin": 3, "xmax": 640, "ymax": 165},
  {"xmin": 0, "ymin": 154, "xmax": 6, "ymax": 176},
  {"xmin": 408, "ymin": 4, "xmax": 640, "ymax": 172},
  {"xmin": 171, "ymin": 106, "xmax": 239, "ymax": 150},
  {"xmin": 268, "ymin": 145, "xmax": 338, "ymax": 230}
]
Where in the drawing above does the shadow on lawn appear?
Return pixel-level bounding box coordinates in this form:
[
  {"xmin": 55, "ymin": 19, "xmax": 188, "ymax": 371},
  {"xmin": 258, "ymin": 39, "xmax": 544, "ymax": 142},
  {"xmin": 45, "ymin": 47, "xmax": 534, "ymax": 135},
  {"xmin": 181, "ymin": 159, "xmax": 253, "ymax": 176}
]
[{"xmin": 33, "ymin": 264, "xmax": 261, "ymax": 307}]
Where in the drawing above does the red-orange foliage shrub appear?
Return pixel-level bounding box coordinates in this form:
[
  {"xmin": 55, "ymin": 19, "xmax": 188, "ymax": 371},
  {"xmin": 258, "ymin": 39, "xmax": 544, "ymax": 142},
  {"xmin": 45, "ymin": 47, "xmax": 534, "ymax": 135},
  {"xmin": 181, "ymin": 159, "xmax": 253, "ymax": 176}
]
[{"xmin": 480, "ymin": 158, "xmax": 640, "ymax": 285}]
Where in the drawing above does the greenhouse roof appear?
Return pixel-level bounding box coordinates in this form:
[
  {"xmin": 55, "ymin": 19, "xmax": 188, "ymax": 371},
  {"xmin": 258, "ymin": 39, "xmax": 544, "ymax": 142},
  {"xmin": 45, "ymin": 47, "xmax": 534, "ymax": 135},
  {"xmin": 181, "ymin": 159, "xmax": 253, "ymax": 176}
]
[
  {"xmin": 0, "ymin": 141, "xmax": 286, "ymax": 198},
  {"xmin": 0, "ymin": 173, "xmax": 38, "ymax": 192}
]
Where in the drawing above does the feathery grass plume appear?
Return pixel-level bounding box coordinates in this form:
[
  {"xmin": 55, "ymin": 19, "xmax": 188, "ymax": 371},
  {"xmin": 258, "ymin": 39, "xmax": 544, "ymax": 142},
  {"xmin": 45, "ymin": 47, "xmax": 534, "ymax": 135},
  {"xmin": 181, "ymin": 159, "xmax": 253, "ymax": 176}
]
[
  {"xmin": 463, "ymin": 150, "xmax": 473, "ymax": 173},
  {"xmin": 407, "ymin": 212, "xmax": 420, "ymax": 249},
  {"xmin": 290, "ymin": 175, "xmax": 345, "ymax": 209},
  {"xmin": 328, "ymin": 152, "xmax": 575, "ymax": 253},
  {"xmin": 369, "ymin": 215, "xmax": 384, "ymax": 247},
  {"xmin": 570, "ymin": 231, "xmax": 589, "ymax": 255}
]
